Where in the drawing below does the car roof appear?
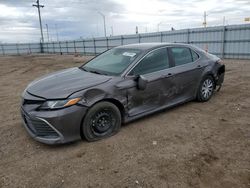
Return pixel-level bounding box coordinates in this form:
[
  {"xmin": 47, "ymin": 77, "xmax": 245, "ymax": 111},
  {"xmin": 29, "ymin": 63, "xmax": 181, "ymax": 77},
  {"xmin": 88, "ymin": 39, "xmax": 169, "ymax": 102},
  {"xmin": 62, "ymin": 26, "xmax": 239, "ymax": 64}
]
[{"xmin": 115, "ymin": 43, "xmax": 193, "ymax": 51}]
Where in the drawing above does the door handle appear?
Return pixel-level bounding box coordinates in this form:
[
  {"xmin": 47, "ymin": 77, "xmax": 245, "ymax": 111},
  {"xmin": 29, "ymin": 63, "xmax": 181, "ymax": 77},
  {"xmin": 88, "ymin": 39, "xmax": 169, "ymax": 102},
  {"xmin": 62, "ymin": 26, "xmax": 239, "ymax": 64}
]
[
  {"xmin": 161, "ymin": 73, "xmax": 173, "ymax": 78},
  {"xmin": 197, "ymin": 65, "xmax": 202, "ymax": 69}
]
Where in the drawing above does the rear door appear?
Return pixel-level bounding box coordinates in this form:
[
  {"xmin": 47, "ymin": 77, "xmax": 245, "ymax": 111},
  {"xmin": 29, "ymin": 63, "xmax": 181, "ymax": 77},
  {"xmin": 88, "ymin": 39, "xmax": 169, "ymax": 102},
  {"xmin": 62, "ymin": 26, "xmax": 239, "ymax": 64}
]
[{"xmin": 166, "ymin": 46, "xmax": 204, "ymax": 103}]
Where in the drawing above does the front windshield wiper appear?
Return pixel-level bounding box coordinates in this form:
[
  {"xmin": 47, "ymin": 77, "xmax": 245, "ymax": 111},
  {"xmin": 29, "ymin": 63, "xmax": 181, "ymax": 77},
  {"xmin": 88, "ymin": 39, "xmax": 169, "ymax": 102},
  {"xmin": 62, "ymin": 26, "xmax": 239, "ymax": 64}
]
[
  {"xmin": 89, "ymin": 70, "xmax": 108, "ymax": 75},
  {"xmin": 80, "ymin": 67, "xmax": 108, "ymax": 75}
]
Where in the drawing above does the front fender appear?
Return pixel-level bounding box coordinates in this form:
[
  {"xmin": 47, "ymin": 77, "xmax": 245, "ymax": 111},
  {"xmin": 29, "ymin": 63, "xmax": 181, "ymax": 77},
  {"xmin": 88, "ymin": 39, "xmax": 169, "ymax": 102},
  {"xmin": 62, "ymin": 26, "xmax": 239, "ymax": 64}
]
[{"xmin": 70, "ymin": 87, "xmax": 127, "ymax": 110}]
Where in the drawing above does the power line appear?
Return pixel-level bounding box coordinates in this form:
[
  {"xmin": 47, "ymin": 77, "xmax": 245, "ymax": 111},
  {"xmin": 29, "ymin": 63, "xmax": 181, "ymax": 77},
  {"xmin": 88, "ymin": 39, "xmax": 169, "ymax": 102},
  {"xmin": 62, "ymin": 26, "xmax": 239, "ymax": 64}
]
[{"xmin": 33, "ymin": 0, "xmax": 44, "ymax": 43}]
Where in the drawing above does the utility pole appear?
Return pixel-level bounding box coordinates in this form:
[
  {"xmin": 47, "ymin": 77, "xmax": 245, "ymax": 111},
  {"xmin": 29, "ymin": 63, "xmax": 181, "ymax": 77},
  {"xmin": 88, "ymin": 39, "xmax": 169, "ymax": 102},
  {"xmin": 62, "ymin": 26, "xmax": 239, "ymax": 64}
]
[
  {"xmin": 223, "ymin": 16, "xmax": 226, "ymax": 26},
  {"xmin": 33, "ymin": 0, "xmax": 44, "ymax": 43},
  {"xmin": 98, "ymin": 12, "xmax": 106, "ymax": 37},
  {"xmin": 203, "ymin": 11, "xmax": 208, "ymax": 28},
  {"xmin": 46, "ymin": 24, "xmax": 49, "ymax": 42}
]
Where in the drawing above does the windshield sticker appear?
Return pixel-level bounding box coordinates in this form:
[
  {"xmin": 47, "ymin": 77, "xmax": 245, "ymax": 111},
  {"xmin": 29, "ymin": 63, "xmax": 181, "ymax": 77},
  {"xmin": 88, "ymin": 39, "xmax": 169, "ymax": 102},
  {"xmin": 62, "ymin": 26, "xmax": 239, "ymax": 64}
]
[{"xmin": 122, "ymin": 52, "xmax": 136, "ymax": 57}]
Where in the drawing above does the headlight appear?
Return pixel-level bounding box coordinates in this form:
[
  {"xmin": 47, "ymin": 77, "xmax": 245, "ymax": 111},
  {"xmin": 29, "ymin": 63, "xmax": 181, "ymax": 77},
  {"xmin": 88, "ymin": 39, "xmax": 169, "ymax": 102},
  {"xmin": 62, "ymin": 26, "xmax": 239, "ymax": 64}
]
[{"xmin": 39, "ymin": 98, "xmax": 81, "ymax": 110}]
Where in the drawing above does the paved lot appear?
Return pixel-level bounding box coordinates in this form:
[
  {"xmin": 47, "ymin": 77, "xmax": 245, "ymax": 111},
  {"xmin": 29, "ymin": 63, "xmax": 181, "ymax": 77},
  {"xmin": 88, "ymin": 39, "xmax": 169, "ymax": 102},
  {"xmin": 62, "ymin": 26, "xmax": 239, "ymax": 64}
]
[{"xmin": 0, "ymin": 55, "xmax": 249, "ymax": 188}]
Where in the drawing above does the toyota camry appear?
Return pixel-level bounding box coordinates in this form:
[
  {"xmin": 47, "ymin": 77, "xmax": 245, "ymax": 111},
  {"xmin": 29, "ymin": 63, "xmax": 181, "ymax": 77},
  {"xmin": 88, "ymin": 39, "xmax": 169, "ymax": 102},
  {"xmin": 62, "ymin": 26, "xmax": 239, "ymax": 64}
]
[{"xmin": 21, "ymin": 43, "xmax": 225, "ymax": 144}]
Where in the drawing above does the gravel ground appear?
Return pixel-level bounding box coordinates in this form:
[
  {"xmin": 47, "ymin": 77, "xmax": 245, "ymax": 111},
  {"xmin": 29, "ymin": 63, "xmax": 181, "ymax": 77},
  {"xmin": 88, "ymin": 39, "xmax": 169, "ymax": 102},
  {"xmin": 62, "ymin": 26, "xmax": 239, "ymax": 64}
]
[{"xmin": 0, "ymin": 54, "xmax": 249, "ymax": 188}]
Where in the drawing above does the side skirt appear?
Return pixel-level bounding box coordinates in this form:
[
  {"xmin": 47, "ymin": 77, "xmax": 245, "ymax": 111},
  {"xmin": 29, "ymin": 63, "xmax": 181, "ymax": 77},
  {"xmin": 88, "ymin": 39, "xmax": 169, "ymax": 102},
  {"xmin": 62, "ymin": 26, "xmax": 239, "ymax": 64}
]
[{"xmin": 123, "ymin": 97, "xmax": 195, "ymax": 124}]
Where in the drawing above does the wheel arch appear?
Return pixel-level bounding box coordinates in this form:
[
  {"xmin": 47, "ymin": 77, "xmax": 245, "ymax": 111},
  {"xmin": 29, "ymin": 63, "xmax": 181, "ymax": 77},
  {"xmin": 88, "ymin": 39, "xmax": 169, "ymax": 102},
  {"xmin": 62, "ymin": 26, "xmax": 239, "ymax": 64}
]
[
  {"xmin": 195, "ymin": 71, "xmax": 216, "ymax": 101},
  {"xmin": 99, "ymin": 98, "xmax": 126, "ymax": 122},
  {"xmin": 204, "ymin": 72, "xmax": 216, "ymax": 87},
  {"xmin": 201, "ymin": 68, "xmax": 216, "ymax": 89}
]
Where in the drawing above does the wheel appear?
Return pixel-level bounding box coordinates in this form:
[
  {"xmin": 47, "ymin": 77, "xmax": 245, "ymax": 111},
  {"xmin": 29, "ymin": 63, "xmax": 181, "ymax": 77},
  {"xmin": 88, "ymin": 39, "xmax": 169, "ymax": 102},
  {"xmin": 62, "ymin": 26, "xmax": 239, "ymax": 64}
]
[
  {"xmin": 197, "ymin": 75, "xmax": 215, "ymax": 102},
  {"xmin": 82, "ymin": 101, "xmax": 121, "ymax": 141}
]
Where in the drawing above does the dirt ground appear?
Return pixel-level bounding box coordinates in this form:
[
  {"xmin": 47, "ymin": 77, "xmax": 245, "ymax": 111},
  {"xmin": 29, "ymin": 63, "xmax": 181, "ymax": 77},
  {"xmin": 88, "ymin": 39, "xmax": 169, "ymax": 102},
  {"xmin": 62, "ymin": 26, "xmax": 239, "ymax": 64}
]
[{"xmin": 0, "ymin": 54, "xmax": 249, "ymax": 188}]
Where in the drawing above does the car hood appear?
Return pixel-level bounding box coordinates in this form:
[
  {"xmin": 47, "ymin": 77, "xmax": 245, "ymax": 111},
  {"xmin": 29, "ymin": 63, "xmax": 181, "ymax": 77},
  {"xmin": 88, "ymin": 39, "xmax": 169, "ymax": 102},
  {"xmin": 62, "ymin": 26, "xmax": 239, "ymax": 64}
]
[{"xmin": 26, "ymin": 67, "xmax": 111, "ymax": 99}]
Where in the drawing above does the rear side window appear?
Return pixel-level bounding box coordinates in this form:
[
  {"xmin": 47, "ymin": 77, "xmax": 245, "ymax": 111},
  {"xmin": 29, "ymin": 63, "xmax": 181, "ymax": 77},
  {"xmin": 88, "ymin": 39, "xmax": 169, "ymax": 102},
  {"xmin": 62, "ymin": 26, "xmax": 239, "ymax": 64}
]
[
  {"xmin": 170, "ymin": 47, "xmax": 193, "ymax": 66},
  {"xmin": 130, "ymin": 48, "xmax": 169, "ymax": 75}
]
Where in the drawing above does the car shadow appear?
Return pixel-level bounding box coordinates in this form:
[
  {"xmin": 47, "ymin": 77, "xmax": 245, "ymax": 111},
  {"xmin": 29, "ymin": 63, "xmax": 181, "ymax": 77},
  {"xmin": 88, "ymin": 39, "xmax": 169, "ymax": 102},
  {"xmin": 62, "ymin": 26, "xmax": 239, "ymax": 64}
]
[{"xmin": 28, "ymin": 100, "xmax": 202, "ymax": 149}]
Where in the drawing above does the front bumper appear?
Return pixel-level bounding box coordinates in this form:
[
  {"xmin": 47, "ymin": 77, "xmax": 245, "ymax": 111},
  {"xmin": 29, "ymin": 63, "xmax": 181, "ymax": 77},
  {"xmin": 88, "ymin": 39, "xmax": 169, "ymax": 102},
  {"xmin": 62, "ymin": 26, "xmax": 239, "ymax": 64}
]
[{"xmin": 21, "ymin": 105, "xmax": 88, "ymax": 144}]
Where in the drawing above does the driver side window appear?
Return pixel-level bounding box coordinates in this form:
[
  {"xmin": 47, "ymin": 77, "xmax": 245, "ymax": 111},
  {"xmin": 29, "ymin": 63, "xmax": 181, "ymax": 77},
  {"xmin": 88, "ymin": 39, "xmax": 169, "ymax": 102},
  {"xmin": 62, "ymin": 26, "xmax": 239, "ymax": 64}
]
[{"xmin": 129, "ymin": 48, "xmax": 169, "ymax": 75}]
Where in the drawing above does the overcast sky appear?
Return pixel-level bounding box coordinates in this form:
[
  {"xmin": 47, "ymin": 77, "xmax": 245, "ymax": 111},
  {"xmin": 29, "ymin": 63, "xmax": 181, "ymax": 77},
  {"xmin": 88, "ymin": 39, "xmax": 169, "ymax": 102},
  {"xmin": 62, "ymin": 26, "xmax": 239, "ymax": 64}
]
[{"xmin": 0, "ymin": 0, "xmax": 249, "ymax": 43}]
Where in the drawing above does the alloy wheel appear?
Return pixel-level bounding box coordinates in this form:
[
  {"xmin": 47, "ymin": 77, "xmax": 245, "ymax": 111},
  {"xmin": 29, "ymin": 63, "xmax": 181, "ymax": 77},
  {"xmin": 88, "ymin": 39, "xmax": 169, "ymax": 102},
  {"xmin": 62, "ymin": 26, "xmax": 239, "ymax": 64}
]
[{"xmin": 201, "ymin": 79, "xmax": 214, "ymax": 99}]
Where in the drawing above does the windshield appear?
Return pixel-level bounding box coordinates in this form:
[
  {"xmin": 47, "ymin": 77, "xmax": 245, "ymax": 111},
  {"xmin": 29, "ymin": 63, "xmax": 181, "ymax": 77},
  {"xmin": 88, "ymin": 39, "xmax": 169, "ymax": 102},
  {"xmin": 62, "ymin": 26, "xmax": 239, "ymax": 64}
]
[{"xmin": 81, "ymin": 48, "xmax": 142, "ymax": 76}]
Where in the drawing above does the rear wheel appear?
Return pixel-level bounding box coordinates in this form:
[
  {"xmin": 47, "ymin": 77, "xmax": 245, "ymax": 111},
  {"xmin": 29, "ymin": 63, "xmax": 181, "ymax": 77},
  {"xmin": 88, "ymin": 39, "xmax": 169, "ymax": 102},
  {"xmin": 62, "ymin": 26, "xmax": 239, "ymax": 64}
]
[
  {"xmin": 82, "ymin": 101, "xmax": 121, "ymax": 141},
  {"xmin": 197, "ymin": 75, "xmax": 215, "ymax": 102}
]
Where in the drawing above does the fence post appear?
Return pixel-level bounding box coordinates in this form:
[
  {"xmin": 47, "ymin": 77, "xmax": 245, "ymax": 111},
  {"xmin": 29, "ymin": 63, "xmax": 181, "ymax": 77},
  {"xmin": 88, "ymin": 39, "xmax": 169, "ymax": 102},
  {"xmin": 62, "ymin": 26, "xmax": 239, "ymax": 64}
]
[
  {"xmin": 16, "ymin": 43, "xmax": 20, "ymax": 55},
  {"xmin": 47, "ymin": 42, "xmax": 49, "ymax": 53},
  {"xmin": 106, "ymin": 37, "xmax": 109, "ymax": 50},
  {"xmin": 40, "ymin": 42, "xmax": 44, "ymax": 53},
  {"xmin": 121, "ymin": 35, "xmax": 123, "ymax": 45},
  {"xmin": 59, "ymin": 41, "xmax": 62, "ymax": 55},
  {"xmin": 138, "ymin": 34, "xmax": 141, "ymax": 43},
  {"xmin": 83, "ymin": 40, "xmax": 86, "ymax": 55},
  {"xmin": 52, "ymin": 42, "xmax": 55, "ymax": 53},
  {"xmin": 93, "ymin": 38, "xmax": 96, "ymax": 55},
  {"xmin": 221, "ymin": 26, "xmax": 226, "ymax": 59},
  {"xmin": 160, "ymin": 32, "xmax": 163, "ymax": 42},
  {"xmin": 73, "ymin": 40, "xmax": 76, "ymax": 54},
  {"xmin": 187, "ymin": 29, "xmax": 190, "ymax": 44},
  {"xmin": 66, "ymin": 41, "xmax": 69, "ymax": 54},
  {"xmin": 1, "ymin": 44, "xmax": 5, "ymax": 55},
  {"xmin": 28, "ymin": 43, "xmax": 31, "ymax": 54}
]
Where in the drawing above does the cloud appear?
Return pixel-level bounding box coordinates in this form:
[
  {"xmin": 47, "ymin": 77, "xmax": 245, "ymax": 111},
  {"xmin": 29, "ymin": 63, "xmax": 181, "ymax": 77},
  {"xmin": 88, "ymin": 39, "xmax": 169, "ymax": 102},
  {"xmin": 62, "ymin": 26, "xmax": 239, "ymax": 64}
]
[
  {"xmin": 0, "ymin": 0, "xmax": 32, "ymax": 7},
  {"xmin": 0, "ymin": 0, "xmax": 249, "ymax": 43}
]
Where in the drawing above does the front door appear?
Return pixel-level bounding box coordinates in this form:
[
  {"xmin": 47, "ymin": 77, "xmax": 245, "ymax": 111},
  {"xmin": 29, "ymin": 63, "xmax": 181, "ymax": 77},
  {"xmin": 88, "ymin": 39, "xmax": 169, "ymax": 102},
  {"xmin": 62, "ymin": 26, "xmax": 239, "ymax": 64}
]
[{"xmin": 126, "ymin": 47, "xmax": 173, "ymax": 116}]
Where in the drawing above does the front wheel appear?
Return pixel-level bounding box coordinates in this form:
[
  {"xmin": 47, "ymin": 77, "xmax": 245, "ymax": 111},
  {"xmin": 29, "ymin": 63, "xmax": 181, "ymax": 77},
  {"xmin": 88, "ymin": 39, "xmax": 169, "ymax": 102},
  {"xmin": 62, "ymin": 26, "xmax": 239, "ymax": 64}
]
[
  {"xmin": 197, "ymin": 75, "xmax": 215, "ymax": 102},
  {"xmin": 82, "ymin": 101, "xmax": 121, "ymax": 142}
]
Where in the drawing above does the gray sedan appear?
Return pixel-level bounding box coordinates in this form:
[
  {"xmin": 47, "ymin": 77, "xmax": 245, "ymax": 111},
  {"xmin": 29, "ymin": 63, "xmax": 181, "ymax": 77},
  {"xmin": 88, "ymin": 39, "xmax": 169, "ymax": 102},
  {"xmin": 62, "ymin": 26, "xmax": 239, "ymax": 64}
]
[{"xmin": 21, "ymin": 43, "xmax": 225, "ymax": 144}]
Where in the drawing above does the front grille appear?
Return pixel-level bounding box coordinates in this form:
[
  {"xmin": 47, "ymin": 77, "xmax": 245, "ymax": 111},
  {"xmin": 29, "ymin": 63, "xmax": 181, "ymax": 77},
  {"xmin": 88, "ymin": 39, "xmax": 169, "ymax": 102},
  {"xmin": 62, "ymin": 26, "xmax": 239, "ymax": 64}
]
[
  {"xmin": 22, "ymin": 112, "xmax": 59, "ymax": 138},
  {"xmin": 23, "ymin": 99, "xmax": 44, "ymax": 105}
]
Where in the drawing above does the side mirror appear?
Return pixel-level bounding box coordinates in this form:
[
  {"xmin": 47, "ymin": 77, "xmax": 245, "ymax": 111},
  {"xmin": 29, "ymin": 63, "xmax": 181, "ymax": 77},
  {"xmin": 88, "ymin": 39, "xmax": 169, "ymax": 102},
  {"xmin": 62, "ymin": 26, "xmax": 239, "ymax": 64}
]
[{"xmin": 137, "ymin": 75, "xmax": 147, "ymax": 90}]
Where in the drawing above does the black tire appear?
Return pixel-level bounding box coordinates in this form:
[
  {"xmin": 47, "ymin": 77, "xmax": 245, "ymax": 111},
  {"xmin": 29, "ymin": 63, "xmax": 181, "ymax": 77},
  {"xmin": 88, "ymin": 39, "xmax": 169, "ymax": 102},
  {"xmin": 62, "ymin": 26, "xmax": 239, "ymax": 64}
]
[
  {"xmin": 197, "ymin": 75, "xmax": 215, "ymax": 102},
  {"xmin": 82, "ymin": 101, "xmax": 121, "ymax": 142}
]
